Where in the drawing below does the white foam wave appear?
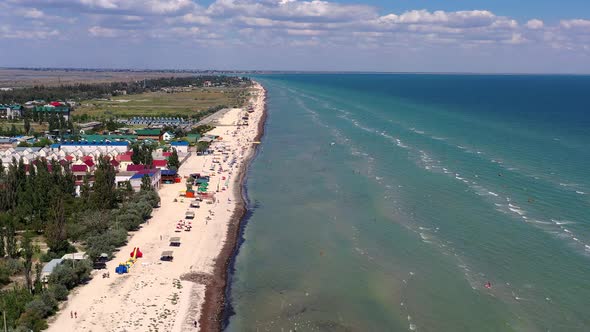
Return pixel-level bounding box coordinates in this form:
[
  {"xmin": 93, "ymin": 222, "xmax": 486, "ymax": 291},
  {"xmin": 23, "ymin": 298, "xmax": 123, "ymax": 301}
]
[{"xmin": 551, "ymin": 219, "xmax": 576, "ymax": 225}]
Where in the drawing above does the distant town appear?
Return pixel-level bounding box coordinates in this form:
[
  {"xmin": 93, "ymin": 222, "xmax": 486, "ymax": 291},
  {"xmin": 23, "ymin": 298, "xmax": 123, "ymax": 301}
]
[{"xmin": 0, "ymin": 75, "xmax": 252, "ymax": 193}]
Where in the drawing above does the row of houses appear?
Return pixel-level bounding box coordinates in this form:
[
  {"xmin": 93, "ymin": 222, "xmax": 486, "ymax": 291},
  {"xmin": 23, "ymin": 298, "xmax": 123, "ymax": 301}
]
[
  {"xmin": 0, "ymin": 140, "xmax": 189, "ymax": 192},
  {"xmin": 0, "ymin": 101, "xmax": 72, "ymax": 120},
  {"xmin": 121, "ymin": 117, "xmax": 193, "ymax": 127}
]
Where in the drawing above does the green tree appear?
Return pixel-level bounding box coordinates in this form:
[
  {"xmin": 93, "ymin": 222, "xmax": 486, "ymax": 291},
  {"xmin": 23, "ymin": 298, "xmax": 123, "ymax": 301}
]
[
  {"xmin": 0, "ymin": 223, "xmax": 5, "ymax": 258},
  {"xmin": 45, "ymin": 191, "xmax": 69, "ymax": 254},
  {"xmin": 125, "ymin": 180, "xmax": 133, "ymax": 193},
  {"xmin": 80, "ymin": 174, "xmax": 91, "ymax": 208},
  {"xmin": 140, "ymin": 174, "xmax": 152, "ymax": 192},
  {"xmin": 24, "ymin": 116, "xmax": 31, "ymax": 134},
  {"xmin": 91, "ymin": 157, "xmax": 116, "ymax": 209},
  {"xmin": 21, "ymin": 233, "xmax": 34, "ymax": 293},
  {"xmin": 167, "ymin": 148, "xmax": 180, "ymax": 170},
  {"xmin": 33, "ymin": 262, "xmax": 43, "ymax": 294},
  {"xmin": 5, "ymin": 215, "xmax": 18, "ymax": 258}
]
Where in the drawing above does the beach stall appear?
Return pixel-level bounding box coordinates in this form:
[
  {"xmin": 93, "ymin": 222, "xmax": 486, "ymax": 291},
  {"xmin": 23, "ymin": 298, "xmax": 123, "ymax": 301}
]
[
  {"xmin": 169, "ymin": 237, "xmax": 181, "ymax": 247},
  {"xmin": 160, "ymin": 251, "xmax": 174, "ymax": 262},
  {"xmin": 190, "ymin": 200, "xmax": 200, "ymax": 208},
  {"xmin": 161, "ymin": 169, "xmax": 178, "ymax": 184},
  {"xmin": 185, "ymin": 210, "xmax": 195, "ymax": 219}
]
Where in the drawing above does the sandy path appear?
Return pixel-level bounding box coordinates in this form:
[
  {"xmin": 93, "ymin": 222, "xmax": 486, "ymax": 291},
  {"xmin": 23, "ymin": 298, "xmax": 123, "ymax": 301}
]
[{"xmin": 47, "ymin": 82, "xmax": 265, "ymax": 332}]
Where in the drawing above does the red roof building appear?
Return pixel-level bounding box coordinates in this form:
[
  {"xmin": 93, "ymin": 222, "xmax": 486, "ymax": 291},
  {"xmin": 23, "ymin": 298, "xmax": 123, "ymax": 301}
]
[
  {"xmin": 152, "ymin": 159, "xmax": 167, "ymax": 168},
  {"xmin": 71, "ymin": 165, "xmax": 88, "ymax": 173},
  {"xmin": 117, "ymin": 154, "xmax": 132, "ymax": 162},
  {"xmin": 127, "ymin": 164, "xmax": 147, "ymax": 172}
]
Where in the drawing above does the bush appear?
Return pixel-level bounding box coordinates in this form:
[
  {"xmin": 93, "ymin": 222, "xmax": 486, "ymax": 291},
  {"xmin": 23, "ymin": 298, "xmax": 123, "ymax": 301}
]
[
  {"xmin": 117, "ymin": 212, "xmax": 143, "ymax": 231},
  {"xmin": 4, "ymin": 257, "xmax": 23, "ymax": 275},
  {"xmin": 48, "ymin": 259, "xmax": 92, "ymax": 290},
  {"xmin": 0, "ymin": 287, "xmax": 33, "ymax": 329},
  {"xmin": 15, "ymin": 307, "xmax": 47, "ymax": 332},
  {"xmin": 48, "ymin": 283, "xmax": 69, "ymax": 301},
  {"xmin": 130, "ymin": 200, "xmax": 152, "ymax": 220},
  {"xmin": 105, "ymin": 227, "xmax": 128, "ymax": 248},
  {"xmin": 135, "ymin": 190, "xmax": 160, "ymax": 208},
  {"xmin": 0, "ymin": 262, "xmax": 12, "ymax": 285},
  {"xmin": 85, "ymin": 235, "xmax": 116, "ymax": 262}
]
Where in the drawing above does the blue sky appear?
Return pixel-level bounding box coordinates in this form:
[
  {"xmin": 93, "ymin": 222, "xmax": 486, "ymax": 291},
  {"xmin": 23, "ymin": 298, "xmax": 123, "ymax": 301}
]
[{"xmin": 0, "ymin": 0, "xmax": 589, "ymax": 73}]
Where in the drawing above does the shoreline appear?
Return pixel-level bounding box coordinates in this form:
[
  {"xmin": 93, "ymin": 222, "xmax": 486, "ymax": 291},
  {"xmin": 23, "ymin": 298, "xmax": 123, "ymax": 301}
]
[{"xmin": 198, "ymin": 83, "xmax": 267, "ymax": 331}]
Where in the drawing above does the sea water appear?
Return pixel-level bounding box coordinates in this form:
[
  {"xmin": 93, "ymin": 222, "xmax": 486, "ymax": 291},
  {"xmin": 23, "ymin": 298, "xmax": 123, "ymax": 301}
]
[{"xmin": 225, "ymin": 74, "xmax": 590, "ymax": 331}]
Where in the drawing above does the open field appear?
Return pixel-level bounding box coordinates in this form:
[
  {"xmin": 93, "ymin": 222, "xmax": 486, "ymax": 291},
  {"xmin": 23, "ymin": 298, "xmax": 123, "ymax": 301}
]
[
  {"xmin": 0, "ymin": 121, "xmax": 47, "ymax": 133},
  {"xmin": 75, "ymin": 88, "xmax": 250, "ymax": 119},
  {"xmin": 0, "ymin": 69, "xmax": 196, "ymax": 88}
]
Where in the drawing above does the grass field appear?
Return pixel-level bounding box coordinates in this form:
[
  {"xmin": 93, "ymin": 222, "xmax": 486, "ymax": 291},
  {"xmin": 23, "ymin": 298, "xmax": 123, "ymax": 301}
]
[
  {"xmin": 75, "ymin": 87, "xmax": 250, "ymax": 119},
  {"xmin": 0, "ymin": 122, "xmax": 47, "ymax": 134}
]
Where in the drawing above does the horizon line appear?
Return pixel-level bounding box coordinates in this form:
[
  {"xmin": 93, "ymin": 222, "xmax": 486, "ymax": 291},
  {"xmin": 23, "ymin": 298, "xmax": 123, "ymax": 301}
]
[{"xmin": 1, "ymin": 66, "xmax": 589, "ymax": 76}]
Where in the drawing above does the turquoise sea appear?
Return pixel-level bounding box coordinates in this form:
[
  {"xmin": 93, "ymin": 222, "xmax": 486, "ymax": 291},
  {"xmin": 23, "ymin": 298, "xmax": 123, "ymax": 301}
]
[{"xmin": 225, "ymin": 74, "xmax": 590, "ymax": 331}]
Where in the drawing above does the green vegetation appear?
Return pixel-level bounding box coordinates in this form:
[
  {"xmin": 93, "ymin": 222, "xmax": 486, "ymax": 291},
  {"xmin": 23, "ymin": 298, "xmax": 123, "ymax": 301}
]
[
  {"xmin": 167, "ymin": 149, "xmax": 180, "ymax": 170},
  {"xmin": 0, "ymin": 76, "xmax": 250, "ymax": 105},
  {"xmin": 0, "ymin": 155, "xmax": 160, "ymax": 331},
  {"xmin": 131, "ymin": 142, "xmax": 156, "ymax": 166},
  {"xmin": 74, "ymin": 88, "xmax": 248, "ymax": 119},
  {"xmin": 191, "ymin": 124, "xmax": 215, "ymax": 136}
]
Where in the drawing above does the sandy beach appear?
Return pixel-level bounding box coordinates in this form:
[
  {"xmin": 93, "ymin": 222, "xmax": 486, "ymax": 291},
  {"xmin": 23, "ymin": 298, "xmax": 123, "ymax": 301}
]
[{"xmin": 47, "ymin": 81, "xmax": 266, "ymax": 332}]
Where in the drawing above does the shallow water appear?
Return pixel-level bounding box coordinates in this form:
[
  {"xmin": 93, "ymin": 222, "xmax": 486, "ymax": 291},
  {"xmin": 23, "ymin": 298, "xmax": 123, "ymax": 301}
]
[{"xmin": 225, "ymin": 74, "xmax": 590, "ymax": 331}]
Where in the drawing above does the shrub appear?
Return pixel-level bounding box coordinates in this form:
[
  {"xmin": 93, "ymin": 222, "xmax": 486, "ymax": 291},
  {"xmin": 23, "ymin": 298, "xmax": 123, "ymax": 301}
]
[
  {"xmin": 85, "ymin": 236, "xmax": 116, "ymax": 262},
  {"xmin": 5, "ymin": 257, "xmax": 23, "ymax": 275},
  {"xmin": 48, "ymin": 260, "xmax": 92, "ymax": 290},
  {"xmin": 105, "ymin": 227, "xmax": 128, "ymax": 248},
  {"xmin": 117, "ymin": 212, "xmax": 143, "ymax": 231},
  {"xmin": 131, "ymin": 200, "xmax": 152, "ymax": 220},
  {"xmin": 48, "ymin": 283, "xmax": 69, "ymax": 301},
  {"xmin": 135, "ymin": 190, "xmax": 160, "ymax": 208},
  {"xmin": 0, "ymin": 287, "xmax": 33, "ymax": 329},
  {"xmin": 0, "ymin": 263, "xmax": 11, "ymax": 285},
  {"xmin": 15, "ymin": 307, "xmax": 47, "ymax": 332}
]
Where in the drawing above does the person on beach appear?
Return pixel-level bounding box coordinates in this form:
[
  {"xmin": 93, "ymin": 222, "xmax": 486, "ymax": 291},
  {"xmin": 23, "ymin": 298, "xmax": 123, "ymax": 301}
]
[
  {"xmin": 194, "ymin": 320, "xmax": 197, "ymax": 328},
  {"xmin": 70, "ymin": 311, "xmax": 73, "ymax": 319},
  {"xmin": 74, "ymin": 311, "xmax": 77, "ymax": 318}
]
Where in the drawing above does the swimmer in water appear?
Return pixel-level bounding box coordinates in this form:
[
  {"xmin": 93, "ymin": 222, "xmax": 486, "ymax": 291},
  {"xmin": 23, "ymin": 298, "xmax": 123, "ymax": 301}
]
[{"xmin": 485, "ymin": 281, "xmax": 492, "ymax": 289}]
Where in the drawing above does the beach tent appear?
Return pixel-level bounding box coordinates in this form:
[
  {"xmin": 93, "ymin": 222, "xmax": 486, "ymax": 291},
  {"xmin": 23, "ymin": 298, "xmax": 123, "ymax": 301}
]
[
  {"xmin": 130, "ymin": 247, "xmax": 143, "ymax": 258},
  {"xmin": 115, "ymin": 264, "xmax": 128, "ymax": 274}
]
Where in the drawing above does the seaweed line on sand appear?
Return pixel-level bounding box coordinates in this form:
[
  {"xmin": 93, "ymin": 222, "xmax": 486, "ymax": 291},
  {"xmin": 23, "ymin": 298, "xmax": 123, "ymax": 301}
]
[{"xmin": 197, "ymin": 84, "xmax": 268, "ymax": 332}]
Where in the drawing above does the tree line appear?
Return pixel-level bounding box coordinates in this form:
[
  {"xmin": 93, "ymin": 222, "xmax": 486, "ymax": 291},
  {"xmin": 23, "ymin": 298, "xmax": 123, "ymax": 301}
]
[{"xmin": 0, "ymin": 76, "xmax": 251, "ymax": 104}]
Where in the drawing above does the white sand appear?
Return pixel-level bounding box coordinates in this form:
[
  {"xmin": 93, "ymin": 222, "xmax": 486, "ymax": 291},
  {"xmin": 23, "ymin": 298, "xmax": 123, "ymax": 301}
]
[{"xmin": 47, "ymin": 82, "xmax": 266, "ymax": 332}]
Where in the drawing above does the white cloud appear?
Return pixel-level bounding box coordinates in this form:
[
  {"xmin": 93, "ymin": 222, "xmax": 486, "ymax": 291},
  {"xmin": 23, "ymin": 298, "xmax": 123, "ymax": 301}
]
[
  {"xmin": 9, "ymin": 0, "xmax": 195, "ymax": 15},
  {"xmin": 525, "ymin": 19, "xmax": 544, "ymax": 30},
  {"xmin": 560, "ymin": 19, "xmax": 590, "ymax": 31},
  {"xmin": 0, "ymin": 24, "xmax": 59, "ymax": 39},
  {"xmin": 2, "ymin": 0, "xmax": 589, "ymax": 55},
  {"xmin": 207, "ymin": 0, "xmax": 376, "ymax": 22},
  {"xmin": 88, "ymin": 25, "xmax": 120, "ymax": 37},
  {"xmin": 22, "ymin": 8, "xmax": 44, "ymax": 18},
  {"xmin": 181, "ymin": 13, "xmax": 212, "ymax": 25}
]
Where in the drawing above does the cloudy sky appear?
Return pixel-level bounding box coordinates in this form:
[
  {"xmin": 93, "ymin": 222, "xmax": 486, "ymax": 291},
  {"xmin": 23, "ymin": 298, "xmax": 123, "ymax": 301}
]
[{"xmin": 1, "ymin": 0, "xmax": 589, "ymax": 73}]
